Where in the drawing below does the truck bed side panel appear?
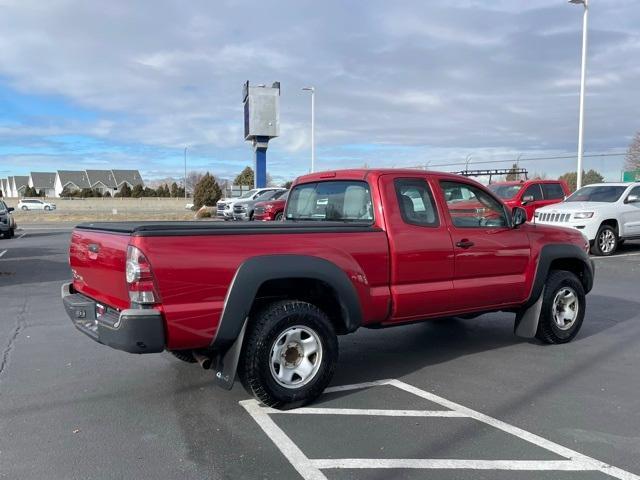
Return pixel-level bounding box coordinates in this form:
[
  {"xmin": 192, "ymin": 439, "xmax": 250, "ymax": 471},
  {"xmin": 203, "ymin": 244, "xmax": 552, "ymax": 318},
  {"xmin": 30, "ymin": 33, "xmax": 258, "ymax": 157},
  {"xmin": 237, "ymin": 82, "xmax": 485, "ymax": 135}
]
[{"xmin": 135, "ymin": 231, "xmax": 390, "ymax": 350}]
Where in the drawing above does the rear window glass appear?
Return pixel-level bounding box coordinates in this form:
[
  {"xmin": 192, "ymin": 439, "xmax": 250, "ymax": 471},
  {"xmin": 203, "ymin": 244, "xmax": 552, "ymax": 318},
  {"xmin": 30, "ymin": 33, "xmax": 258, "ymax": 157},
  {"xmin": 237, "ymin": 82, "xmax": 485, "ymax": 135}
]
[{"xmin": 286, "ymin": 181, "xmax": 373, "ymax": 222}]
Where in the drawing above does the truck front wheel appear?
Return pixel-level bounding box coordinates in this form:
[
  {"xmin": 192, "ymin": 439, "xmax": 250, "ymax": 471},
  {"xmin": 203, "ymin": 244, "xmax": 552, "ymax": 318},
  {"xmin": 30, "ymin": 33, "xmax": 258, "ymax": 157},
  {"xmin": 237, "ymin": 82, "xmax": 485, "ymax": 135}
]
[
  {"xmin": 535, "ymin": 270, "xmax": 586, "ymax": 344},
  {"xmin": 239, "ymin": 300, "xmax": 338, "ymax": 409}
]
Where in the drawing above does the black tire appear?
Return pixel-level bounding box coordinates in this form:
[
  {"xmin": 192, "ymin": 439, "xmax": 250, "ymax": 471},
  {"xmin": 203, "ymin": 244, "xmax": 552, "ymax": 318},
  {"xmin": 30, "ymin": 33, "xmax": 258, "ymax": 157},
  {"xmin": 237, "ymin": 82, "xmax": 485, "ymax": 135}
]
[
  {"xmin": 21, "ymin": 206, "xmax": 28, "ymax": 211},
  {"xmin": 8, "ymin": 228, "xmax": 14, "ymax": 239},
  {"xmin": 535, "ymin": 270, "xmax": 586, "ymax": 344},
  {"xmin": 44, "ymin": 206, "xmax": 51, "ymax": 211},
  {"xmin": 170, "ymin": 350, "xmax": 197, "ymax": 363},
  {"xmin": 591, "ymin": 224, "xmax": 618, "ymax": 256},
  {"xmin": 239, "ymin": 300, "xmax": 338, "ymax": 409},
  {"xmin": 274, "ymin": 212, "xmax": 284, "ymax": 221}
]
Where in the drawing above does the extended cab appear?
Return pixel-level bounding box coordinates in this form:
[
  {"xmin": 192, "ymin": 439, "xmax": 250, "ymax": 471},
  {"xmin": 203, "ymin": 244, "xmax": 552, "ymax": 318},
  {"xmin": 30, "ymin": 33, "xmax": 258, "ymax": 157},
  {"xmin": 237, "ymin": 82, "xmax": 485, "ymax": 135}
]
[
  {"xmin": 488, "ymin": 179, "xmax": 570, "ymax": 221},
  {"xmin": 63, "ymin": 169, "xmax": 594, "ymax": 408}
]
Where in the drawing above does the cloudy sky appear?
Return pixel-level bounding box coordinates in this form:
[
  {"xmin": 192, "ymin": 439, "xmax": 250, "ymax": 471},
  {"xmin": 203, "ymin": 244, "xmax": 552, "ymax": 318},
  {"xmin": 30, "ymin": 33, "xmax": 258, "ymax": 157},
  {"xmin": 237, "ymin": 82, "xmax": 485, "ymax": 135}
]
[{"xmin": 1, "ymin": 0, "xmax": 639, "ymax": 184}]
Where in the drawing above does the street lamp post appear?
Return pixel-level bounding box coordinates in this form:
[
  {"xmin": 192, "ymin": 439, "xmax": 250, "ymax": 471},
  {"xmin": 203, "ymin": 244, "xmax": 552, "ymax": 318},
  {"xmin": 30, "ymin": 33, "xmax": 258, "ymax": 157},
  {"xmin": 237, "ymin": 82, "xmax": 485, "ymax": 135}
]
[
  {"xmin": 184, "ymin": 146, "xmax": 188, "ymax": 201},
  {"xmin": 570, "ymin": 0, "xmax": 589, "ymax": 190},
  {"xmin": 464, "ymin": 154, "xmax": 472, "ymax": 172},
  {"xmin": 302, "ymin": 87, "xmax": 315, "ymax": 173}
]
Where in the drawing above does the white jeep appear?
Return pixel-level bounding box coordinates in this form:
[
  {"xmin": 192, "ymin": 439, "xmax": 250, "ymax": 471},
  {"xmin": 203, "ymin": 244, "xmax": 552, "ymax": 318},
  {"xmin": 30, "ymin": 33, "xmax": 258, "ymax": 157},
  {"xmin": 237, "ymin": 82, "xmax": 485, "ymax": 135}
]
[{"xmin": 535, "ymin": 182, "xmax": 640, "ymax": 256}]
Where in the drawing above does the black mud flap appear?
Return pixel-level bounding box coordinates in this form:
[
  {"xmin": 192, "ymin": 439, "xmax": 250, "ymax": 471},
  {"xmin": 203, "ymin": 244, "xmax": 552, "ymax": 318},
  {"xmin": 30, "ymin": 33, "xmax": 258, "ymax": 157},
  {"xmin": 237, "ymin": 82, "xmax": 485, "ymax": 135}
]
[
  {"xmin": 213, "ymin": 319, "xmax": 247, "ymax": 390},
  {"xmin": 514, "ymin": 288, "xmax": 544, "ymax": 338}
]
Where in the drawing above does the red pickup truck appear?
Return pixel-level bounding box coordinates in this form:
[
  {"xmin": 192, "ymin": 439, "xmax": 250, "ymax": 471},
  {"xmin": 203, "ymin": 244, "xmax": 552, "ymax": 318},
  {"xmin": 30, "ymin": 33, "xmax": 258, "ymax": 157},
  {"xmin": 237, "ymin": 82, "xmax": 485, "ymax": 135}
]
[
  {"xmin": 488, "ymin": 179, "xmax": 571, "ymax": 221},
  {"xmin": 63, "ymin": 169, "xmax": 593, "ymax": 408}
]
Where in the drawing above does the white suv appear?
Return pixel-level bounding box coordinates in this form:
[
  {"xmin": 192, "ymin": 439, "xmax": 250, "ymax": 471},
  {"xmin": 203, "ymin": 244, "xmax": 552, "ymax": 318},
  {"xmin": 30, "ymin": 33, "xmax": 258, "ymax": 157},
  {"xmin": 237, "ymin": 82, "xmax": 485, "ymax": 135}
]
[
  {"xmin": 17, "ymin": 198, "xmax": 57, "ymax": 211},
  {"xmin": 536, "ymin": 182, "xmax": 640, "ymax": 256}
]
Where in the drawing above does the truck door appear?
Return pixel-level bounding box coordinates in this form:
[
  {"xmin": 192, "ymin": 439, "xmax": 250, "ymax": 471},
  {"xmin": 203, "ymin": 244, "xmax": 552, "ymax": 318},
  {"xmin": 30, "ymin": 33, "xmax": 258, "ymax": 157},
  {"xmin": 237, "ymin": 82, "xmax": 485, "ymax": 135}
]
[
  {"xmin": 380, "ymin": 174, "xmax": 455, "ymax": 321},
  {"xmin": 437, "ymin": 179, "xmax": 531, "ymax": 310}
]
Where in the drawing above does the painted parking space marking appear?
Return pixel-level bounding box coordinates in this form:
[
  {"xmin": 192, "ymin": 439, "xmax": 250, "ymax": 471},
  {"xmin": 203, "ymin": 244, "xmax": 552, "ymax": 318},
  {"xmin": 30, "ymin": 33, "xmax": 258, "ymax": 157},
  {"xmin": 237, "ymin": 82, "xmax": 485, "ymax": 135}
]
[
  {"xmin": 241, "ymin": 378, "xmax": 640, "ymax": 480},
  {"xmin": 17, "ymin": 232, "xmax": 26, "ymax": 239},
  {"xmin": 0, "ymin": 249, "xmax": 6, "ymax": 258},
  {"xmin": 591, "ymin": 252, "xmax": 640, "ymax": 259}
]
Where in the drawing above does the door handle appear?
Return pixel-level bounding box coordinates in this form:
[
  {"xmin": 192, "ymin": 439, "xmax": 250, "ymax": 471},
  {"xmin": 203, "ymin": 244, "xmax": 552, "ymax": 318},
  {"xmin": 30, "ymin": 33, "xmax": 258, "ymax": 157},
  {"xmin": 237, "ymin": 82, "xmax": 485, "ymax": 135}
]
[{"xmin": 456, "ymin": 239, "xmax": 474, "ymax": 249}]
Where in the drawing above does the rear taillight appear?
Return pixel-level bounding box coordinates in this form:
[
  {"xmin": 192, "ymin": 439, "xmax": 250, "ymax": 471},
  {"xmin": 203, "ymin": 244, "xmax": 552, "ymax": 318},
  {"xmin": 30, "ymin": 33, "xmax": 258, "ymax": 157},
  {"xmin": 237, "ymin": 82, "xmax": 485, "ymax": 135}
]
[{"xmin": 126, "ymin": 245, "xmax": 160, "ymax": 306}]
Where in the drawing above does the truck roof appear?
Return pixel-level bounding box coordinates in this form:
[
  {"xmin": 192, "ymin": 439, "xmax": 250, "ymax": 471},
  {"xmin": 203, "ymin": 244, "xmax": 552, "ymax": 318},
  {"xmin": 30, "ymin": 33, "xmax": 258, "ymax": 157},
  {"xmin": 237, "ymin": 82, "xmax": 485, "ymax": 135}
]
[{"xmin": 295, "ymin": 168, "xmax": 476, "ymax": 184}]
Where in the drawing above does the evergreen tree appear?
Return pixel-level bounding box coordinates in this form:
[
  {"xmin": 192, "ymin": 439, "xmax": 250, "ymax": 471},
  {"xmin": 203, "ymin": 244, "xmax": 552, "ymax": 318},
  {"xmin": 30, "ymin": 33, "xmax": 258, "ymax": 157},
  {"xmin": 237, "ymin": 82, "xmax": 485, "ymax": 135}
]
[
  {"xmin": 170, "ymin": 182, "xmax": 179, "ymax": 198},
  {"xmin": 193, "ymin": 172, "xmax": 222, "ymax": 210},
  {"xmin": 131, "ymin": 184, "xmax": 144, "ymax": 198},
  {"xmin": 233, "ymin": 166, "xmax": 254, "ymax": 187},
  {"xmin": 118, "ymin": 183, "xmax": 132, "ymax": 197}
]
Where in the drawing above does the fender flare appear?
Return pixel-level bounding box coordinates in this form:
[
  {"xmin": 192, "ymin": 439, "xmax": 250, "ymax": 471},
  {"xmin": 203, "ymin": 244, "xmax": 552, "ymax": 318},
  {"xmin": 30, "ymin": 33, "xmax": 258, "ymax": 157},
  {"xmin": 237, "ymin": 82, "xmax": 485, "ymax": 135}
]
[
  {"xmin": 211, "ymin": 254, "xmax": 363, "ymax": 351},
  {"xmin": 514, "ymin": 244, "xmax": 594, "ymax": 338}
]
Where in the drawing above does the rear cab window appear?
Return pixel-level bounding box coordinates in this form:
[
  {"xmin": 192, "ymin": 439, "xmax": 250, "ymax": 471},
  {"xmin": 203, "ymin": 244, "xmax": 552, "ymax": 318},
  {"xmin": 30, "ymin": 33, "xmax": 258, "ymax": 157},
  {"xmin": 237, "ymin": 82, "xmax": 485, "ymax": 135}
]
[
  {"xmin": 394, "ymin": 179, "xmax": 439, "ymax": 227},
  {"xmin": 286, "ymin": 181, "xmax": 374, "ymax": 222},
  {"xmin": 440, "ymin": 181, "xmax": 508, "ymax": 228}
]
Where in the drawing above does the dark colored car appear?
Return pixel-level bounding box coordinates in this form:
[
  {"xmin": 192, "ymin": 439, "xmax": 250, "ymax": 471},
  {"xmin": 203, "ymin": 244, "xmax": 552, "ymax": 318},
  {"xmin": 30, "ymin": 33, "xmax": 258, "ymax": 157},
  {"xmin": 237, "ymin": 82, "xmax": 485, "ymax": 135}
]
[{"xmin": 0, "ymin": 200, "xmax": 16, "ymax": 239}]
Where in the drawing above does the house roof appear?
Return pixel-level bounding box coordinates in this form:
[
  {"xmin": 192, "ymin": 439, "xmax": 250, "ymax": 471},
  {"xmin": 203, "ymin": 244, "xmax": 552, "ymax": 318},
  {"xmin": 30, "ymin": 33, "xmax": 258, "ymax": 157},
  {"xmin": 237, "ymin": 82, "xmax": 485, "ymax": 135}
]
[
  {"xmin": 112, "ymin": 170, "xmax": 144, "ymax": 187},
  {"xmin": 86, "ymin": 170, "xmax": 117, "ymax": 188},
  {"xmin": 57, "ymin": 170, "xmax": 90, "ymax": 189},
  {"xmin": 13, "ymin": 176, "xmax": 30, "ymax": 189},
  {"xmin": 30, "ymin": 172, "xmax": 56, "ymax": 189}
]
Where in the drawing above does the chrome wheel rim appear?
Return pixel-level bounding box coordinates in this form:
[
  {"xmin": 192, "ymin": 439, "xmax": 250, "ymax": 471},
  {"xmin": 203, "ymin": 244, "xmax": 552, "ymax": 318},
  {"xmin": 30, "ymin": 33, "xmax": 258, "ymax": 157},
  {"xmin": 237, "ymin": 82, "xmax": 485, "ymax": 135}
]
[
  {"xmin": 598, "ymin": 229, "xmax": 616, "ymax": 253},
  {"xmin": 269, "ymin": 325, "xmax": 323, "ymax": 389},
  {"xmin": 552, "ymin": 287, "xmax": 579, "ymax": 331}
]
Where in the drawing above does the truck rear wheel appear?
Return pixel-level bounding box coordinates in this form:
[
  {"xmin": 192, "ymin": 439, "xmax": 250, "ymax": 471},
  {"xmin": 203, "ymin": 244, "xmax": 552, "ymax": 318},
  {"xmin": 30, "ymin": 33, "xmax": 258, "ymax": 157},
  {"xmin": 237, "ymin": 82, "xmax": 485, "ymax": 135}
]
[
  {"xmin": 239, "ymin": 300, "xmax": 338, "ymax": 409},
  {"xmin": 535, "ymin": 270, "xmax": 585, "ymax": 344}
]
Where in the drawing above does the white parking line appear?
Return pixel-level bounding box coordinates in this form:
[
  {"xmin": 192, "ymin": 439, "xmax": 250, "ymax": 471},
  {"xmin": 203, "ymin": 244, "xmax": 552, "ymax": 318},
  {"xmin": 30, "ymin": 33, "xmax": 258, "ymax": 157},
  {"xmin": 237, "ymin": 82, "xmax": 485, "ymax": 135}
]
[
  {"xmin": 0, "ymin": 249, "xmax": 6, "ymax": 258},
  {"xmin": 17, "ymin": 232, "xmax": 26, "ymax": 239},
  {"xmin": 241, "ymin": 378, "xmax": 640, "ymax": 480}
]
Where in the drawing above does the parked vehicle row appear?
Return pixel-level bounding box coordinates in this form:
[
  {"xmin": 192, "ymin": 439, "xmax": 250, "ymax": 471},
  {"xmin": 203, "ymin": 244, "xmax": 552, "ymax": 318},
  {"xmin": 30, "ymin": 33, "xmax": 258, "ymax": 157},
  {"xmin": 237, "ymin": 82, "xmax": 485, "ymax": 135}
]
[
  {"xmin": 63, "ymin": 169, "xmax": 594, "ymax": 408},
  {"xmin": 0, "ymin": 200, "xmax": 16, "ymax": 239},
  {"xmin": 536, "ymin": 182, "xmax": 640, "ymax": 256},
  {"xmin": 216, "ymin": 188, "xmax": 289, "ymax": 221}
]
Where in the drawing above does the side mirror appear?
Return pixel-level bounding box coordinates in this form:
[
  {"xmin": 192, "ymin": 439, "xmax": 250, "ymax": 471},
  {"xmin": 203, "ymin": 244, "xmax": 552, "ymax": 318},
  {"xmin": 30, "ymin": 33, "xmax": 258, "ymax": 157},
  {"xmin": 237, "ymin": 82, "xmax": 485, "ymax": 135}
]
[
  {"xmin": 626, "ymin": 194, "xmax": 639, "ymax": 204},
  {"xmin": 512, "ymin": 207, "xmax": 527, "ymax": 228},
  {"xmin": 7, "ymin": 207, "xmax": 14, "ymax": 212},
  {"xmin": 521, "ymin": 194, "xmax": 534, "ymax": 205}
]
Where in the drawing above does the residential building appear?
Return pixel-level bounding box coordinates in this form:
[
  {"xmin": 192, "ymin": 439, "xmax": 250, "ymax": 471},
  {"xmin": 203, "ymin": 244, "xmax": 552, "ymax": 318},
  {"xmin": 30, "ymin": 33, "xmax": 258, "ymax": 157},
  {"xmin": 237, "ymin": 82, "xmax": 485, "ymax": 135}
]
[
  {"xmin": 11, "ymin": 176, "xmax": 30, "ymax": 197},
  {"xmin": 54, "ymin": 171, "xmax": 91, "ymax": 197},
  {"xmin": 86, "ymin": 170, "xmax": 117, "ymax": 195},
  {"xmin": 29, "ymin": 172, "xmax": 57, "ymax": 197},
  {"xmin": 112, "ymin": 170, "xmax": 144, "ymax": 191}
]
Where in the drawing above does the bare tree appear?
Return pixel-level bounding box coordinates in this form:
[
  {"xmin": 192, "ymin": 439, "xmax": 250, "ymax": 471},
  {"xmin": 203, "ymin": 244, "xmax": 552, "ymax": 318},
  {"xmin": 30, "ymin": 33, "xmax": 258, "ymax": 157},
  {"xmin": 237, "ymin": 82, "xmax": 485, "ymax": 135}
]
[
  {"xmin": 186, "ymin": 171, "xmax": 205, "ymax": 194},
  {"xmin": 624, "ymin": 131, "xmax": 640, "ymax": 172}
]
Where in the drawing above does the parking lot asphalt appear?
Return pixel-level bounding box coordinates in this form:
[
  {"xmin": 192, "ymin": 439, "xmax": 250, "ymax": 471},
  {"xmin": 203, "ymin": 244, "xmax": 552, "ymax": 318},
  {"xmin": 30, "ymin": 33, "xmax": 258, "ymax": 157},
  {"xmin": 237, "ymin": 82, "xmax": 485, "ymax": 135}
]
[{"xmin": 1, "ymin": 227, "xmax": 640, "ymax": 480}]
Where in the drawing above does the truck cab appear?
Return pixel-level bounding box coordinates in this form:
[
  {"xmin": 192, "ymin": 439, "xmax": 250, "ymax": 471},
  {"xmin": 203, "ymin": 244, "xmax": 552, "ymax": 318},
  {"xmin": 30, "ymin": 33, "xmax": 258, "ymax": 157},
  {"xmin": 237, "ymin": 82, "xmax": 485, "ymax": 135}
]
[{"xmin": 488, "ymin": 179, "xmax": 570, "ymax": 221}]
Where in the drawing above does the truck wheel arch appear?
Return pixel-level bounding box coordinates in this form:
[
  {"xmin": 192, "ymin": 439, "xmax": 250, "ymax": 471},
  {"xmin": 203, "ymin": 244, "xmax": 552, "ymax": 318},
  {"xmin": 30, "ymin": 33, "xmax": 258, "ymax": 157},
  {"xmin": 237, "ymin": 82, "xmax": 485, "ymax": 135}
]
[
  {"xmin": 515, "ymin": 244, "xmax": 594, "ymax": 338},
  {"xmin": 210, "ymin": 255, "xmax": 364, "ymax": 351}
]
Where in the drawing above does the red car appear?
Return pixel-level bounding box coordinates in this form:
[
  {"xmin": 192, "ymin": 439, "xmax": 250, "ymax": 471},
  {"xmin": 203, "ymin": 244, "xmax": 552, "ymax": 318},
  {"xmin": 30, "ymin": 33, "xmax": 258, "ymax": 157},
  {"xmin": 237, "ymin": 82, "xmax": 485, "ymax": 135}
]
[
  {"xmin": 63, "ymin": 169, "xmax": 593, "ymax": 408},
  {"xmin": 253, "ymin": 190, "xmax": 288, "ymax": 221},
  {"xmin": 488, "ymin": 179, "xmax": 570, "ymax": 221}
]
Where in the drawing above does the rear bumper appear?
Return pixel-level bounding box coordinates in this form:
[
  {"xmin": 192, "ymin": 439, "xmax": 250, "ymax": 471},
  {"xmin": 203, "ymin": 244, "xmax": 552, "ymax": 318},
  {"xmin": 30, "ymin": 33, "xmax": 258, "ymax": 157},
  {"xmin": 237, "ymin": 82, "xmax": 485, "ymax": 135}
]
[{"xmin": 61, "ymin": 282, "xmax": 165, "ymax": 354}]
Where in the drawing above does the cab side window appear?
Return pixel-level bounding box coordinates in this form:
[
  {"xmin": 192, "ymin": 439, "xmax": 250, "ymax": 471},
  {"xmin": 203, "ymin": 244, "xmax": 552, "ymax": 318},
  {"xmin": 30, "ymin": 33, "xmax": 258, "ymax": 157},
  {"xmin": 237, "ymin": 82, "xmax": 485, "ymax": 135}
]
[
  {"xmin": 522, "ymin": 184, "xmax": 543, "ymax": 201},
  {"xmin": 395, "ymin": 179, "xmax": 439, "ymax": 227},
  {"xmin": 440, "ymin": 181, "xmax": 507, "ymax": 228}
]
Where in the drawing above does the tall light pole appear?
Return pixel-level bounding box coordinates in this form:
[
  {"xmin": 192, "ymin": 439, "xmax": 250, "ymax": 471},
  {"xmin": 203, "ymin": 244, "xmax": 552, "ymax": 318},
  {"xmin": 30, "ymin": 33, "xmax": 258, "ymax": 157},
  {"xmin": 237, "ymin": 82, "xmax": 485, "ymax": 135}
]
[
  {"xmin": 302, "ymin": 87, "xmax": 315, "ymax": 172},
  {"xmin": 184, "ymin": 146, "xmax": 188, "ymax": 201},
  {"xmin": 570, "ymin": 0, "xmax": 589, "ymax": 190},
  {"xmin": 464, "ymin": 154, "xmax": 472, "ymax": 172}
]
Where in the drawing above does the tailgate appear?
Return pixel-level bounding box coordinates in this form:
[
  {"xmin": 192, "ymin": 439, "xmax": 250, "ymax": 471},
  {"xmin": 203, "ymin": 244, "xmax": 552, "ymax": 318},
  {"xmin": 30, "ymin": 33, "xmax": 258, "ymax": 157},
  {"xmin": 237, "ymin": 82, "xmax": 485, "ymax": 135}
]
[{"xmin": 69, "ymin": 229, "xmax": 131, "ymax": 310}]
